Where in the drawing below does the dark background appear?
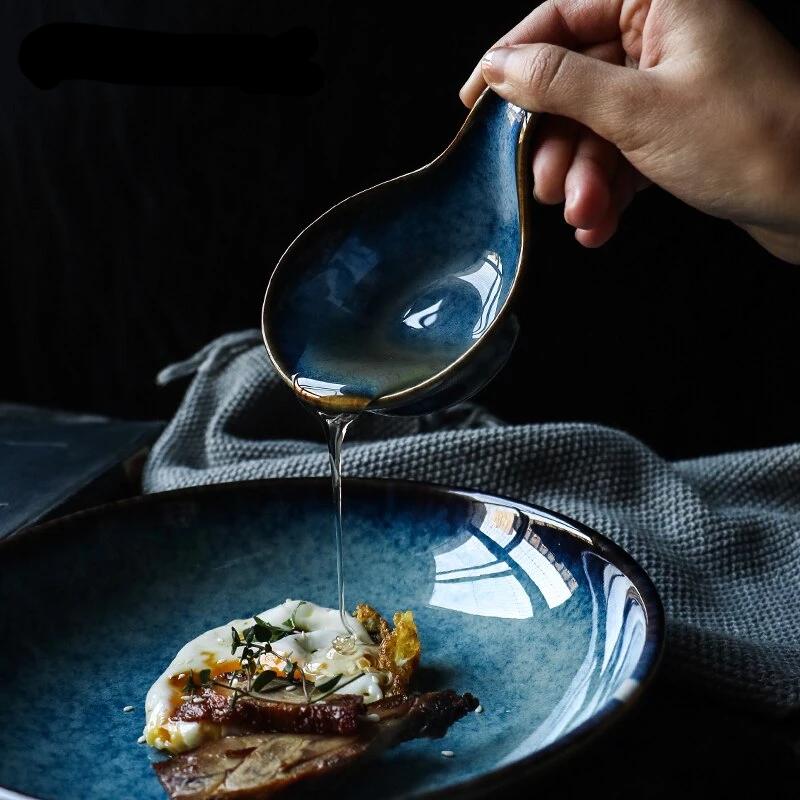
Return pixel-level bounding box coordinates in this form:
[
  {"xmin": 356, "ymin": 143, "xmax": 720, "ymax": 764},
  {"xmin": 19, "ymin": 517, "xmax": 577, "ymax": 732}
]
[{"xmin": 2, "ymin": 1, "xmax": 800, "ymax": 459}]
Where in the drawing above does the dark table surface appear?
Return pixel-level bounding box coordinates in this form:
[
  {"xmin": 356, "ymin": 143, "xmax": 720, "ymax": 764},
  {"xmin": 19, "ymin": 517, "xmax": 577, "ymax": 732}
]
[{"xmin": 530, "ymin": 671, "xmax": 800, "ymax": 799}]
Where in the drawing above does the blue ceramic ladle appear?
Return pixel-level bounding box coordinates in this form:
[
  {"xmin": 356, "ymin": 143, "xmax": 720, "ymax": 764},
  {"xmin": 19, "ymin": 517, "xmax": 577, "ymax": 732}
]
[{"xmin": 262, "ymin": 88, "xmax": 535, "ymax": 415}]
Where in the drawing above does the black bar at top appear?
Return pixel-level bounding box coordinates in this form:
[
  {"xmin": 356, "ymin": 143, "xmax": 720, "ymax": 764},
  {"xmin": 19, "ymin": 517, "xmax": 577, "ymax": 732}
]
[{"xmin": 19, "ymin": 23, "xmax": 323, "ymax": 94}]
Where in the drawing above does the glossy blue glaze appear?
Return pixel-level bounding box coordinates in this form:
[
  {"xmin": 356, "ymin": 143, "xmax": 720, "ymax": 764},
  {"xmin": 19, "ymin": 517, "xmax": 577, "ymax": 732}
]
[
  {"xmin": 0, "ymin": 479, "xmax": 663, "ymax": 800},
  {"xmin": 262, "ymin": 90, "xmax": 533, "ymax": 413}
]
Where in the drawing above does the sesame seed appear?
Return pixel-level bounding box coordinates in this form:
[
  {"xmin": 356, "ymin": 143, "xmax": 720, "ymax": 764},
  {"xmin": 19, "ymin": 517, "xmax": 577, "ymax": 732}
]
[
  {"xmin": 192, "ymin": 697, "xmax": 203, "ymax": 703},
  {"xmin": 441, "ymin": 750, "xmax": 455, "ymax": 758},
  {"xmin": 285, "ymin": 685, "xmax": 297, "ymax": 692},
  {"xmin": 475, "ymin": 704, "xmax": 483, "ymax": 713},
  {"xmin": 365, "ymin": 713, "xmax": 380, "ymax": 722},
  {"xmin": 180, "ymin": 695, "xmax": 192, "ymax": 701},
  {"xmin": 122, "ymin": 705, "xmax": 134, "ymax": 713},
  {"xmin": 137, "ymin": 735, "xmax": 146, "ymax": 744}
]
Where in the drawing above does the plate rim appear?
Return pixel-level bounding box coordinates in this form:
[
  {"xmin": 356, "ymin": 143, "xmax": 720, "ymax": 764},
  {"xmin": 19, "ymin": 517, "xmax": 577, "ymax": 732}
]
[{"xmin": 0, "ymin": 477, "xmax": 665, "ymax": 800}]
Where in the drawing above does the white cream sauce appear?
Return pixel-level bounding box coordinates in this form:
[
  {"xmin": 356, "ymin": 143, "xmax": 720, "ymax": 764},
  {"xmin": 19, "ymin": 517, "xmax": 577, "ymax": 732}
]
[{"xmin": 143, "ymin": 600, "xmax": 385, "ymax": 753}]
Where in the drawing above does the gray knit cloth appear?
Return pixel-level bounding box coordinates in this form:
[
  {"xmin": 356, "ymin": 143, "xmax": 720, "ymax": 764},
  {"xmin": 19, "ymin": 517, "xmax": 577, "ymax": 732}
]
[{"xmin": 144, "ymin": 330, "xmax": 800, "ymax": 714}]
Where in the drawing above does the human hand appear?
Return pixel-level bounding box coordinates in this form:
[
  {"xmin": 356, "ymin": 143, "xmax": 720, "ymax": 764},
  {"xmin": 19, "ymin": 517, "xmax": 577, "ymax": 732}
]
[{"xmin": 460, "ymin": 0, "xmax": 800, "ymax": 263}]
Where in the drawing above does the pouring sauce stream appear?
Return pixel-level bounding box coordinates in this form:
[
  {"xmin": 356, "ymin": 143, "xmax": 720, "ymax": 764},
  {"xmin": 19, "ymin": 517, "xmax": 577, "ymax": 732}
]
[{"xmin": 321, "ymin": 411, "xmax": 358, "ymax": 654}]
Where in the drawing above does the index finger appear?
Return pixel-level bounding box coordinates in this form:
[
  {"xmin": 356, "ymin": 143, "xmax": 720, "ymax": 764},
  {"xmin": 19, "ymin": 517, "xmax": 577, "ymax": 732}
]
[{"xmin": 459, "ymin": 0, "xmax": 625, "ymax": 107}]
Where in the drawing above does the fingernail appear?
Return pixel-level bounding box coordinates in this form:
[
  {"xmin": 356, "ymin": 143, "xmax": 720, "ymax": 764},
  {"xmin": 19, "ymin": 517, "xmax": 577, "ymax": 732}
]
[{"xmin": 481, "ymin": 47, "xmax": 512, "ymax": 83}]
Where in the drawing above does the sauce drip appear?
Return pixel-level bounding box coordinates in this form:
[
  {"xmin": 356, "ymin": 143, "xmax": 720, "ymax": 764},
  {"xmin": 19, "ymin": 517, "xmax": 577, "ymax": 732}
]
[
  {"xmin": 321, "ymin": 412, "xmax": 359, "ymax": 654},
  {"xmin": 291, "ymin": 374, "xmax": 371, "ymax": 655}
]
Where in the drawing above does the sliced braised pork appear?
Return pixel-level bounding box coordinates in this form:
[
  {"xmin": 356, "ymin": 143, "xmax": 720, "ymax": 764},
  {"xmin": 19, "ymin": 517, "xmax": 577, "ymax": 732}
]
[
  {"xmin": 155, "ymin": 690, "xmax": 478, "ymax": 800},
  {"xmin": 173, "ymin": 686, "xmax": 365, "ymax": 736}
]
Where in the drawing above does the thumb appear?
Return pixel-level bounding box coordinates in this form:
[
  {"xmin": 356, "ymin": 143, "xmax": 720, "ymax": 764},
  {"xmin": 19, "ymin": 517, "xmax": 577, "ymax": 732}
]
[{"xmin": 481, "ymin": 43, "xmax": 656, "ymax": 151}]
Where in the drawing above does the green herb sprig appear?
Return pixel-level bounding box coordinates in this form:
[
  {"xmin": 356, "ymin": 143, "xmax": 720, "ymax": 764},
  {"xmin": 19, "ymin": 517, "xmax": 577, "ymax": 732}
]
[
  {"xmin": 227, "ymin": 616, "xmax": 307, "ymax": 707},
  {"xmin": 182, "ymin": 669, "xmax": 213, "ymax": 695},
  {"xmin": 181, "ymin": 606, "xmax": 337, "ymax": 711},
  {"xmin": 309, "ymin": 673, "xmax": 365, "ymax": 704}
]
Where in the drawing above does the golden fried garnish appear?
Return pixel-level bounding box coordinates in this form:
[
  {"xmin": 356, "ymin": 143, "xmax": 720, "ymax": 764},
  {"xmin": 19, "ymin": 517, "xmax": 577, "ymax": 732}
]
[
  {"xmin": 354, "ymin": 605, "xmax": 421, "ymax": 694},
  {"xmin": 355, "ymin": 603, "xmax": 391, "ymax": 643},
  {"xmin": 377, "ymin": 610, "xmax": 421, "ymax": 694}
]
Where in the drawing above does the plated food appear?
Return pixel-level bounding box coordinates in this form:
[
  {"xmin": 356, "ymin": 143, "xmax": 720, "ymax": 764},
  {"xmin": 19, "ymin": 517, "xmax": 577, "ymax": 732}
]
[{"xmin": 145, "ymin": 599, "xmax": 478, "ymax": 799}]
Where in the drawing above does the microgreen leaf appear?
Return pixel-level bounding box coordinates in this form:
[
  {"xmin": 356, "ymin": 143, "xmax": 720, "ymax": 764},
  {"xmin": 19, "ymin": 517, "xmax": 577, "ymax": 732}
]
[
  {"xmin": 199, "ymin": 669, "xmax": 212, "ymax": 686},
  {"xmin": 252, "ymin": 615, "xmax": 295, "ymax": 643},
  {"xmin": 251, "ymin": 627, "xmax": 269, "ymax": 643},
  {"xmin": 309, "ymin": 672, "xmax": 365, "ymax": 704},
  {"xmin": 313, "ymin": 674, "xmax": 342, "ymax": 695},
  {"xmin": 251, "ymin": 670, "xmax": 278, "ymax": 692},
  {"xmin": 182, "ymin": 671, "xmax": 196, "ymax": 694},
  {"xmin": 231, "ymin": 628, "xmax": 241, "ymax": 655}
]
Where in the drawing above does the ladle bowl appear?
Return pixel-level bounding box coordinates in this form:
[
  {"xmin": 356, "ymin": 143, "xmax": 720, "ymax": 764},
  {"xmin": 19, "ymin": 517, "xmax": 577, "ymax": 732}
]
[{"xmin": 262, "ymin": 88, "xmax": 535, "ymax": 415}]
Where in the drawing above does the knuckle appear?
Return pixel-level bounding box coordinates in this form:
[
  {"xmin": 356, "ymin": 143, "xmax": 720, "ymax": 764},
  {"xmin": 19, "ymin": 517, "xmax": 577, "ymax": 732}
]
[{"xmin": 520, "ymin": 45, "xmax": 567, "ymax": 99}]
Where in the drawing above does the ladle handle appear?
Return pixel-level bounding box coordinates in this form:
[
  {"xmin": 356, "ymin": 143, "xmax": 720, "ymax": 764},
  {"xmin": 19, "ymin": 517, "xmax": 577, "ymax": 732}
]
[{"xmin": 463, "ymin": 88, "xmax": 537, "ymax": 222}]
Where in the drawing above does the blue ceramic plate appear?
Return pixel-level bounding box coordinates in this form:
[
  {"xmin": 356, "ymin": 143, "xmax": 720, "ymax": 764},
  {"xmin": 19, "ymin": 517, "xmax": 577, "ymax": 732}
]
[{"xmin": 0, "ymin": 479, "xmax": 663, "ymax": 800}]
